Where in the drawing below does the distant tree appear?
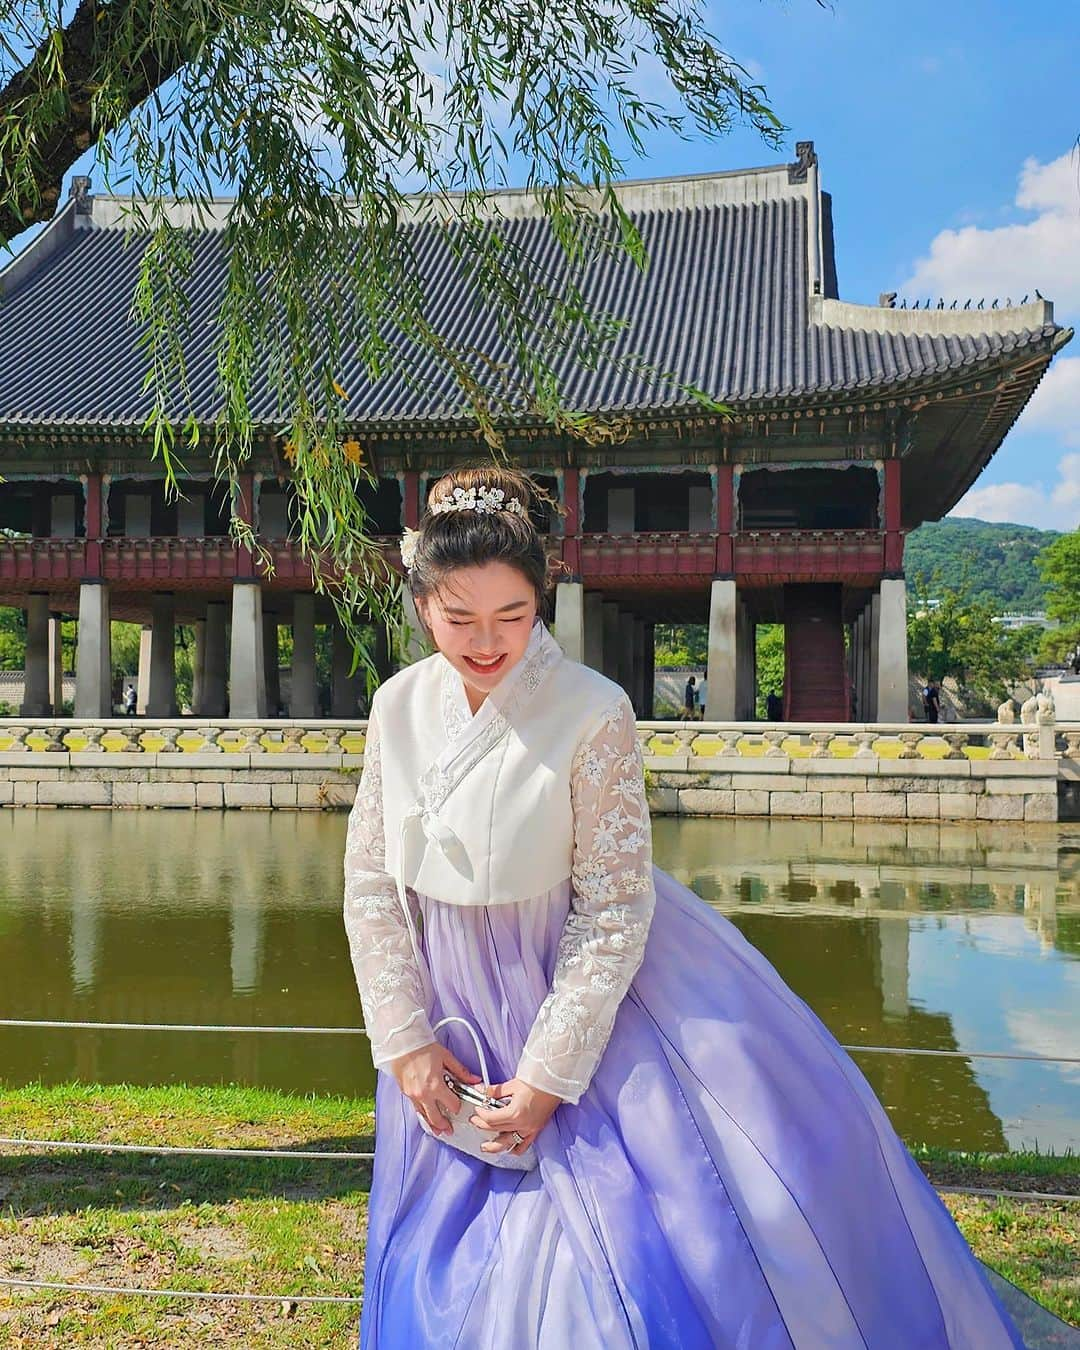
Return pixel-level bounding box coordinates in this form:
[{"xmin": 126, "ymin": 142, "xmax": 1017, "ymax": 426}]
[
  {"xmin": 907, "ymin": 571, "xmax": 1039, "ymax": 712},
  {"xmin": 905, "ymin": 518, "xmax": 1060, "ymax": 614},
  {"xmin": 654, "ymin": 624, "xmax": 708, "ymax": 668},
  {"xmin": 754, "ymin": 624, "xmax": 784, "ymax": 717}
]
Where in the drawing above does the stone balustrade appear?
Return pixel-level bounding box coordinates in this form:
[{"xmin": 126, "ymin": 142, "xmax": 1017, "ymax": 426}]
[{"xmin": 0, "ymin": 716, "xmax": 1071, "ymax": 819}]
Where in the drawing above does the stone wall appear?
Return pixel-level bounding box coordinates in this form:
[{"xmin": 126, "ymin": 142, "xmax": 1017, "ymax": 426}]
[
  {"xmin": 0, "ymin": 718, "xmax": 1067, "ymax": 821},
  {"xmin": 643, "ymin": 757, "xmax": 1058, "ymax": 822},
  {"xmin": 0, "ymin": 759, "xmax": 358, "ymax": 810}
]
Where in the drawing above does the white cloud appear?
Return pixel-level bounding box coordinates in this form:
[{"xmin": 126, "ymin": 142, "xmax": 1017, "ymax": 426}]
[
  {"xmin": 903, "ymin": 151, "xmax": 1080, "ymax": 310},
  {"xmin": 1019, "ymin": 354, "xmax": 1080, "ymax": 448},
  {"xmin": 950, "ymin": 445, "xmax": 1080, "ymax": 532},
  {"xmin": 907, "ymin": 152, "xmax": 1080, "ymax": 530}
]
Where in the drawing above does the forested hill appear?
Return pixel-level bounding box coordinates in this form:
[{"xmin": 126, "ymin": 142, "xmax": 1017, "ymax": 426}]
[{"xmin": 904, "ymin": 517, "xmax": 1061, "ymax": 612}]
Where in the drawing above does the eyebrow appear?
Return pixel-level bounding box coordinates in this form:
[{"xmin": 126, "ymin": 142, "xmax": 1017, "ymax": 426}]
[{"xmin": 442, "ymin": 600, "xmax": 531, "ymax": 616}]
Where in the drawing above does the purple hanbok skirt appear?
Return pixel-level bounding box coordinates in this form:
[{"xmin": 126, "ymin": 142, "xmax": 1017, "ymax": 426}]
[{"xmin": 359, "ymin": 865, "xmax": 1054, "ymax": 1349}]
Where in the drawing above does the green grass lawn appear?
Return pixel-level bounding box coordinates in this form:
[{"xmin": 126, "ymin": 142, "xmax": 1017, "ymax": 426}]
[{"xmin": 0, "ymin": 1084, "xmax": 1075, "ymax": 1346}]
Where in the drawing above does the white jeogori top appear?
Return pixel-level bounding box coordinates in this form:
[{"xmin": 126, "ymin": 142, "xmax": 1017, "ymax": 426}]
[{"xmin": 342, "ymin": 618, "xmax": 657, "ymax": 1103}]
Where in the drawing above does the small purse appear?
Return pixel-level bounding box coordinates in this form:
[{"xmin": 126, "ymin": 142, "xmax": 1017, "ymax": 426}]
[{"xmin": 415, "ymin": 1016, "xmax": 538, "ymax": 1172}]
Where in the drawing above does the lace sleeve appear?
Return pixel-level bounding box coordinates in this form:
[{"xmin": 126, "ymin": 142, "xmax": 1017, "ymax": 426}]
[
  {"xmin": 515, "ymin": 692, "xmax": 656, "ymax": 1104},
  {"xmin": 342, "ymin": 699, "xmax": 434, "ymax": 1068}
]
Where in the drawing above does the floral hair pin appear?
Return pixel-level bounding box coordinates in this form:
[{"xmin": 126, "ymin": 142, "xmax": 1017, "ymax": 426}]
[
  {"xmin": 399, "ymin": 487, "xmax": 527, "ymax": 571},
  {"xmin": 429, "ymin": 486, "xmax": 527, "ymax": 517}
]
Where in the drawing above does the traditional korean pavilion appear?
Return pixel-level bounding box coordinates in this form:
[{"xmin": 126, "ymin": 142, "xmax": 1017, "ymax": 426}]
[{"xmin": 0, "ymin": 143, "xmax": 1071, "ymax": 721}]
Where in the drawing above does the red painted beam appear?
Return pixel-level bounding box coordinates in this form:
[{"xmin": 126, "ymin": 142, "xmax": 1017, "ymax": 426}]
[
  {"xmin": 234, "ymin": 473, "xmax": 256, "ymax": 578},
  {"xmin": 562, "ymin": 468, "xmax": 581, "ymax": 579},
  {"xmin": 715, "ymin": 465, "xmax": 734, "ymax": 573},
  {"xmin": 403, "ymin": 470, "xmax": 420, "ymax": 528},
  {"xmin": 84, "ymin": 473, "xmax": 103, "ymax": 577},
  {"xmin": 883, "ymin": 459, "xmax": 905, "ymax": 571}
]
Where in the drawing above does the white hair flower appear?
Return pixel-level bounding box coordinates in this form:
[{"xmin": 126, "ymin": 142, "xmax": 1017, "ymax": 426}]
[{"xmin": 399, "ymin": 526, "xmax": 422, "ymax": 570}]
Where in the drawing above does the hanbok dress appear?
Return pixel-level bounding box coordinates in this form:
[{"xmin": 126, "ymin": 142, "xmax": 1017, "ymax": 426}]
[{"xmin": 342, "ymin": 619, "xmax": 1051, "ymax": 1350}]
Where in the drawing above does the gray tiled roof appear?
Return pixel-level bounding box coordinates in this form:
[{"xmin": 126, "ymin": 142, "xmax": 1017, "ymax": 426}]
[{"xmin": 0, "ymin": 158, "xmax": 1066, "ymax": 429}]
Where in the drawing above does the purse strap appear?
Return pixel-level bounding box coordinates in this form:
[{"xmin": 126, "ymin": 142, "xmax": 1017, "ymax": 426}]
[{"xmin": 431, "ymin": 1014, "xmax": 492, "ymax": 1089}]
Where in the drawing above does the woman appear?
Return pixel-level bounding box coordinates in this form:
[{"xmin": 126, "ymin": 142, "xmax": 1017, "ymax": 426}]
[{"xmin": 343, "ymin": 465, "xmax": 1029, "ymax": 1348}]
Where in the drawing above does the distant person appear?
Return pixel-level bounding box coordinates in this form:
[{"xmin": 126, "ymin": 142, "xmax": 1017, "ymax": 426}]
[
  {"xmin": 683, "ymin": 674, "xmax": 697, "ymax": 721},
  {"xmin": 766, "ymin": 689, "xmax": 783, "ymax": 721},
  {"xmin": 1070, "ymin": 645, "xmax": 1080, "ymax": 675},
  {"xmin": 123, "ymin": 682, "xmax": 137, "ymax": 716},
  {"xmin": 922, "ymin": 681, "xmax": 940, "ymax": 724}
]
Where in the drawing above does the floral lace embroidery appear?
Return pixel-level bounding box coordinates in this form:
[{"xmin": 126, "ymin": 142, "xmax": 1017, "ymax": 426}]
[
  {"xmin": 342, "ymin": 703, "xmax": 433, "ymax": 1066},
  {"xmin": 516, "ymin": 693, "xmax": 656, "ymax": 1104}
]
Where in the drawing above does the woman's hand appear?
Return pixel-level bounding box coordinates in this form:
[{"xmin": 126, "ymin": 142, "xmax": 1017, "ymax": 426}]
[
  {"xmin": 470, "ymin": 1077, "xmax": 562, "ymax": 1156},
  {"xmin": 389, "ymin": 1042, "xmax": 483, "ymax": 1136}
]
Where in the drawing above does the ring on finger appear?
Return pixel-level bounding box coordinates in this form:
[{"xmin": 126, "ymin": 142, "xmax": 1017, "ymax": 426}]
[{"xmin": 511, "ymin": 1130, "xmax": 525, "ymax": 1147}]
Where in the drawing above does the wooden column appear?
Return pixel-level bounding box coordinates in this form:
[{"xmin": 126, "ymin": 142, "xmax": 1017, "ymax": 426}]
[
  {"xmin": 562, "ymin": 467, "xmax": 581, "ymax": 579},
  {"xmin": 235, "ymin": 472, "xmax": 256, "ymax": 578},
  {"xmin": 403, "ymin": 470, "xmax": 420, "ymax": 528},
  {"xmin": 715, "ymin": 464, "xmax": 734, "ymax": 574},
  {"xmin": 83, "ymin": 472, "xmax": 103, "ymax": 577},
  {"xmin": 883, "ymin": 458, "xmax": 904, "ymax": 572}
]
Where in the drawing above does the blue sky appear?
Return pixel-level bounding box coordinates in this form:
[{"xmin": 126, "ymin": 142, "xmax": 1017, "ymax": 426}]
[
  {"xmin": 8, "ymin": 1, "xmax": 1079, "ymax": 530},
  {"xmin": 608, "ymin": 0, "xmax": 1080, "ymax": 533}
]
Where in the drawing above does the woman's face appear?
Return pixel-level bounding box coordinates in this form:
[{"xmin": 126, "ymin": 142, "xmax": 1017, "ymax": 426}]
[{"xmin": 416, "ymin": 561, "xmax": 538, "ymax": 700}]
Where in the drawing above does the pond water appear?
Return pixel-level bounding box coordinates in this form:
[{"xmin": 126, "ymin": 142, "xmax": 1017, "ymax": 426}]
[{"xmin": 0, "ymin": 809, "xmax": 1076, "ymax": 1152}]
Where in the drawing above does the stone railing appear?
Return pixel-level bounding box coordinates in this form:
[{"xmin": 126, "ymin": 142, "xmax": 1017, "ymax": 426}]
[
  {"xmin": 633, "ymin": 720, "xmax": 1059, "ymax": 762},
  {"xmin": 0, "ymin": 717, "xmax": 1065, "ymax": 760},
  {"xmin": 0, "ymin": 719, "xmax": 368, "ymax": 758},
  {"xmin": 0, "ymin": 716, "xmax": 1071, "ymax": 818}
]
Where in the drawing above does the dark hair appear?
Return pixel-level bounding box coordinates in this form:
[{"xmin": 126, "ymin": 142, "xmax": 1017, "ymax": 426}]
[{"xmin": 407, "ymin": 464, "xmax": 559, "ymax": 625}]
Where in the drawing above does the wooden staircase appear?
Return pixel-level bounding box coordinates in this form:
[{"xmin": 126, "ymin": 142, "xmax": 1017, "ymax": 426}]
[{"xmin": 783, "ymin": 584, "xmax": 850, "ymax": 721}]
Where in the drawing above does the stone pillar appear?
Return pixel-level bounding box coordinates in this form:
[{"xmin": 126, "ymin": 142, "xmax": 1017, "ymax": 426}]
[
  {"xmin": 202, "ymin": 602, "xmax": 228, "ymax": 717},
  {"xmin": 136, "ymin": 626, "xmax": 152, "ymax": 715},
  {"xmin": 146, "ymin": 592, "xmax": 178, "ymax": 717},
  {"xmin": 583, "ymin": 592, "xmax": 604, "ymax": 672},
  {"xmin": 868, "ymin": 592, "xmax": 880, "ymax": 722},
  {"xmin": 705, "ymin": 577, "xmax": 737, "ymax": 720},
  {"xmin": 20, "ymin": 593, "xmax": 51, "ymax": 716},
  {"xmin": 553, "ymin": 580, "xmax": 585, "ymax": 662},
  {"xmin": 617, "ymin": 610, "xmax": 635, "ymax": 698},
  {"xmin": 228, "ymin": 580, "xmax": 267, "ymax": 718},
  {"xmin": 290, "ymin": 594, "xmax": 318, "ymax": 717},
  {"xmin": 262, "ymin": 614, "xmax": 281, "ymax": 717},
  {"xmin": 74, "ymin": 581, "xmax": 112, "ymax": 717},
  {"xmin": 331, "ymin": 619, "xmax": 362, "ymax": 717},
  {"xmin": 735, "ymin": 595, "xmax": 756, "ymax": 720},
  {"xmin": 48, "ymin": 615, "xmax": 65, "ymax": 715},
  {"xmin": 876, "ymin": 577, "xmax": 909, "ymax": 723},
  {"xmin": 858, "ymin": 607, "xmax": 874, "ymax": 723},
  {"xmin": 643, "ymin": 622, "xmax": 656, "ymax": 719},
  {"xmin": 601, "ymin": 602, "xmax": 620, "ymax": 681},
  {"xmin": 631, "ymin": 617, "xmax": 646, "ymax": 717},
  {"xmin": 191, "ymin": 619, "xmax": 206, "ymax": 715}
]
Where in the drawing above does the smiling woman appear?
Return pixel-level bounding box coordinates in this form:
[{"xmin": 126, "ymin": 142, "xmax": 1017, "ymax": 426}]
[{"xmin": 340, "ymin": 461, "xmax": 1040, "ymax": 1350}]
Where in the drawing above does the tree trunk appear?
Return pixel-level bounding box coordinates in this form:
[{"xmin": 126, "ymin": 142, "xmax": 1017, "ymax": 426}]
[{"xmin": 0, "ymin": 1, "xmax": 204, "ymax": 245}]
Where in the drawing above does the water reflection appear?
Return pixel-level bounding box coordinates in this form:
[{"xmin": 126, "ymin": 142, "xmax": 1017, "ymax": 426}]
[{"xmin": 0, "ymin": 811, "xmax": 1076, "ymax": 1151}]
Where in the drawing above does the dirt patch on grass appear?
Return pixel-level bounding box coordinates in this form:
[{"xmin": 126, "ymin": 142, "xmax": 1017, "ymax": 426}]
[{"xmin": 921, "ymin": 1161, "xmax": 1080, "ymax": 1197}]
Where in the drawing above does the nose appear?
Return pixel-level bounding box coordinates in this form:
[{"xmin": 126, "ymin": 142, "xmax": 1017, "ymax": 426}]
[{"xmin": 469, "ymin": 630, "xmax": 502, "ymax": 656}]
